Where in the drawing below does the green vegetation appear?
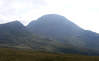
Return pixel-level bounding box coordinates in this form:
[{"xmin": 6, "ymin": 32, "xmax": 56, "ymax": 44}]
[{"xmin": 0, "ymin": 48, "xmax": 99, "ymax": 61}]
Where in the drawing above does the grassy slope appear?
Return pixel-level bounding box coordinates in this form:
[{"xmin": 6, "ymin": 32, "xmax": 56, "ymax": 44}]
[{"xmin": 0, "ymin": 48, "xmax": 99, "ymax": 61}]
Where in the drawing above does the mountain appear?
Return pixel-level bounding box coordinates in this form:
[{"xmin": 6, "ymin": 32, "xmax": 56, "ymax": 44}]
[
  {"xmin": 27, "ymin": 14, "xmax": 99, "ymax": 54},
  {"xmin": 0, "ymin": 14, "xmax": 99, "ymax": 55},
  {"xmin": 27, "ymin": 14, "xmax": 85, "ymax": 47},
  {"xmin": 0, "ymin": 21, "xmax": 33, "ymax": 49},
  {"xmin": 27, "ymin": 14, "xmax": 83, "ymax": 40},
  {"xmin": 0, "ymin": 20, "xmax": 76, "ymax": 54}
]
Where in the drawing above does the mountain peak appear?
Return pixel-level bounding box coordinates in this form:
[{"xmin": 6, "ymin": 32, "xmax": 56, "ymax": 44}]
[
  {"xmin": 0, "ymin": 20, "xmax": 22, "ymax": 26},
  {"xmin": 37, "ymin": 14, "xmax": 69, "ymax": 23},
  {"xmin": 0, "ymin": 20, "xmax": 25, "ymax": 30},
  {"xmin": 5, "ymin": 20, "xmax": 24, "ymax": 27},
  {"xmin": 40, "ymin": 14, "xmax": 65, "ymax": 18},
  {"xmin": 7, "ymin": 20, "xmax": 22, "ymax": 25}
]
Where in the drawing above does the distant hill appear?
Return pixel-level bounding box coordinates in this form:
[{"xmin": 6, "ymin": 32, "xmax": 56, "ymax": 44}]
[{"xmin": 0, "ymin": 14, "xmax": 99, "ymax": 55}]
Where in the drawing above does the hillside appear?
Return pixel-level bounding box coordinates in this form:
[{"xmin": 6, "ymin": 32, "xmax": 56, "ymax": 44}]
[{"xmin": 0, "ymin": 48, "xmax": 99, "ymax": 61}]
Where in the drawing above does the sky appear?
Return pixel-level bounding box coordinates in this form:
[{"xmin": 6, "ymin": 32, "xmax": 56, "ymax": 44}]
[{"xmin": 0, "ymin": 0, "xmax": 99, "ymax": 33}]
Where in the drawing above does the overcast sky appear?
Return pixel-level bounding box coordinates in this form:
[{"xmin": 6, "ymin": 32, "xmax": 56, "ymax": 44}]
[{"xmin": 0, "ymin": 0, "xmax": 99, "ymax": 33}]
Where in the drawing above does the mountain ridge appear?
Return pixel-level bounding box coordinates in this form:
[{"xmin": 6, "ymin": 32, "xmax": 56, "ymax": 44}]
[{"xmin": 0, "ymin": 14, "xmax": 99, "ymax": 55}]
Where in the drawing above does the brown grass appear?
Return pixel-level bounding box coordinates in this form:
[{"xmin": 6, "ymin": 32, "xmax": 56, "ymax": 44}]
[{"xmin": 0, "ymin": 48, "xmax": 99, "ymax": 61}]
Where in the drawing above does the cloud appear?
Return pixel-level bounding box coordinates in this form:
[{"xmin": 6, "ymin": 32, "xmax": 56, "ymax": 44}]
[
  {"xmin": 0, "ymin": 0, "xmax": 99, "ymax": 32},
  {"xmin": 0, "ymin": 0, "xmax": 47, "ymax": 20}
]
